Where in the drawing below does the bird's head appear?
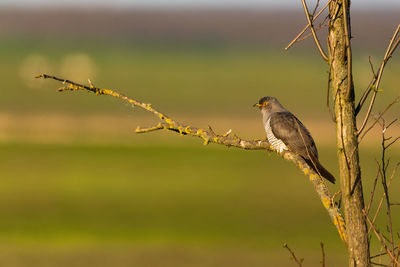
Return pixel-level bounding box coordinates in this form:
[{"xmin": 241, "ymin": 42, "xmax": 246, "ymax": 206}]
[{"xmin": 253, "ymin": 96, "xmax": 279, "ymax": 110}]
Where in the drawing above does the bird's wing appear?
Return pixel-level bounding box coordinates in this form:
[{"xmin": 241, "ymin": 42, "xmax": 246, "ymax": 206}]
[
  {"xmin": 269, "ymin": 112, "xmax": 318, "ymax": 159},
  {"xmin": 270, "ymin": 112, "xmax": 335, "ymax": 183}
]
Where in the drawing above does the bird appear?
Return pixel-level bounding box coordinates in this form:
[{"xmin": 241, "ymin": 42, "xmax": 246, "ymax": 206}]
[{"xmin": 254, "ymin": 96, "xmax": 335, "ymax": 184}]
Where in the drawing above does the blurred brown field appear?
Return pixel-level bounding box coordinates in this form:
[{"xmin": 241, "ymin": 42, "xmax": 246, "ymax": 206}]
[{"xmin": 0, "ymin": 113, "xmax": 398, "ymax": 146}]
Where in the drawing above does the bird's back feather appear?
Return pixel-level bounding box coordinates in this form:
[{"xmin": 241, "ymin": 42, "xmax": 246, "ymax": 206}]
[{"xmin": 269, "ymin": 112, "xmax": 335, "ymax": 183}]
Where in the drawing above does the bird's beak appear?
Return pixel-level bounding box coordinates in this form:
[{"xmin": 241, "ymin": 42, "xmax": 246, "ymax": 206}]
[{"xmin": 253, "ymin": 103, "xmax": 262, "ymax": 107}]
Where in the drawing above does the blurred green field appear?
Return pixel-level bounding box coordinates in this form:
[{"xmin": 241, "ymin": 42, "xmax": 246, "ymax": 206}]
[
  {"xmin": 2, "ymin": 38, "xmax": 399, "ymax": 119},
  {"xmin": 0, "ymin": 34, "xmax": 399, "ymax": 266},
  {"xmin": 0, "ymin": 142, "xmax": 399, "ymax": 266}
]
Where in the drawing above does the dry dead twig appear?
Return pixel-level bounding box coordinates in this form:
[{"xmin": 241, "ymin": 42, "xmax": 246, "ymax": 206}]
[
  {"xmin": 359, "ymin": 95, "xmax": 400, "ymax": 143},
  {"xmin": 365, "ymin": 215, "xmax": 400, "ymax": 266},
  {"xmin": 320, "ymin": 242, "xmax": 326, "ymax": 267},
  {"xmin": 300, "ymin": 0, "xmax": 329, "ymax": 61},
  {"xmin": 357, "ymin": 24, "xmax": 400, "ymax": 135},
  {"xmin": 283, "ymin": 243, "xmax": 304, "ymax": 267},
  {"xmin": 285, "ymin": 0, "xmax": 331, "ymax": 50}
]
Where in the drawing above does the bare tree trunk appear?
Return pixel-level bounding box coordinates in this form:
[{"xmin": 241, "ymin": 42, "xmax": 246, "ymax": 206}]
[{"xmin": 328, "ymin": 1, "xmax": 370, "ymax": 266}]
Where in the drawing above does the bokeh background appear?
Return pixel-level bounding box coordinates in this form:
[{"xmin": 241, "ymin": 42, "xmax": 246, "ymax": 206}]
[{"xmin": 0, "ymin": 1, "xmax": 399, "ymax": 266}]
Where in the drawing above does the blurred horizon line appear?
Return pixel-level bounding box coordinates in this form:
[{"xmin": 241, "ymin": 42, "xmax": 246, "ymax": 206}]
[
  {"xmin": 1, "ymin": 0, "xmax": 400, "ymax": 11},
  {"xmin": 1, "ymin": 8, "xmax": 398, "ymax": 51}
]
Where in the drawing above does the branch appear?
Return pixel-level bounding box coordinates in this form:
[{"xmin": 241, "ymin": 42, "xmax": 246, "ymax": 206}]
[
  {"xmin": 365, "ymin": 215, "xmax": 400, "ymax": 266},
  {"xmin": 283, "ymin": 243, "xmax": 304, "ymax": 267},
  {"xmin": 36, "ymin": 73, "xmax": 347, "ymax": 244},
  {"xmin": 285, "ymin": 0, "xmax": 331, "ymax": 50},
  {"xmin": 359, "ymin": 94, "xmax": 400, "ymax": 143},
  {"xmin": 356, "ymin": 24, "xmax": 400, "ymax": 135},
  {"xmin": 320, "ymin": 242, "xmax": 326, "ymax": 267},
  {"xmin": 368, "ymin": 161, "xmax": 398, "ymax": 235},
  {"xmin": 300, "ymin": 0, "xmax": 329, "ymax": 62},
  {"xmin": 364, "ymin": 164, "xmax": 380, "ymax": 216},
  {"xmin": 342, "ymin": 0, "xmax": 353, "ymax": 100},
  {"xmin": 379, "ymin": 120, "xmax": 395, "ymax": 255},
  {"xmin": 326, "ymin": 39, "xmax": 336, "ymax": 122}
]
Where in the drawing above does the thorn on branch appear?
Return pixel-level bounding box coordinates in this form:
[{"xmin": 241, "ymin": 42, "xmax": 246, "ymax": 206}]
[
  {"xmin": 88, "ymin": 78, "xmax": 95, "ymax": 89},
  {"xmin": 223, "ymin": 129, "xmax": 232, "ymax": 137}
]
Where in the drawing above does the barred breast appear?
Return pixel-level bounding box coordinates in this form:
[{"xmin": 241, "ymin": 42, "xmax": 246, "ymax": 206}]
[{"xmin": 265, "ymin": 118, "xmax": 288, "ymax": 153}]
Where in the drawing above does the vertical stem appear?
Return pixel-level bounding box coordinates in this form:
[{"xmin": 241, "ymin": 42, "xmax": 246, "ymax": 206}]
[
  {"xmin": 328, "ymin": 1, "xmax": 370, "ymax": 266},
  {"xmin": 380, "ymin": 123, "xmax": 395, "ymax": 261}
]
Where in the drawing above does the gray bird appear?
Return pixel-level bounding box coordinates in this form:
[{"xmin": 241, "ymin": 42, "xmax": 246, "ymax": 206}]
[{"xmin": 254, "ymin": 96, "xmax": 335, "ymax": 183}]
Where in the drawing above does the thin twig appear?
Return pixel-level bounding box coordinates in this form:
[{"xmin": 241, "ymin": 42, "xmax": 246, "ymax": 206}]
[
  {"xmin": 365, "ymin": 215, "xmax": 400, "ymax": 266},
  {"xmin": 370, "ymin": 261, "xmax": 389, "ymax": 266},
  {"xmin": 356, "ymin": 24, "xmax": 400, "ymax": 116},
  {"xmin": 320, "ymin": 242, "xmax": 326, "ymax": 267},
  {"xmin": 379, "ymin": 120, "xmax": 395, "ymax": 255},
  {"xmin": 300, "ymin": 0, "xmax": 329, "ymax": 62},
  {"xmin": 285, "ymin": 0, "xmax": 331, "ymax": 50},
  {"xmin": 359, "ymin": 95, "xmax": 400, "ymax": 143},
  {"xmin": 136, "ymin": 123, "xmax": 165, "ymax": 133},
  {"xmin": 368, "ymin": 56, "xmax": 377, "ymax": 78},
  {"xmin": 371, "ymin": 250, "xmax": 394, "ymax": 259},
  {"xmin": 311, "ymin": 0, "xmax": 320, "ymax": 17},
  {"xmin": 283, "ymin": 243, "xmax": 303, "ymax": 267},
  {"xmin": 364, "ymin": 165, "xmax": 381, "ymax": 216},
  {"xmin": 296, "ymin": 19, "xmax": 329, "ymax": 42},
  {"xmin": 369, "ymin": 161, "xmax": 397, "ymax": 234},
  {"xmin": 385, "ymin": 136, "xmax": 400, "ymax": 149},
  {"xmin": 357, "ymin": 25, "xmax": 400, "ymax": 135}
]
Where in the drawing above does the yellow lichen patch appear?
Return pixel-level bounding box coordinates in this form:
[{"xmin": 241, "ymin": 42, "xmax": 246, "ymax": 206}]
[
  {"xmin": 184, "ymin": 126, "xmax": 191, "ymax": 134},
  {"xmin": 196, "ymin": 129, "xmax": 203, "ymax": 135},
  {"xmin": 165, "ymin": 118, "xmax": 172, "ymax": 125},
  {"xmin": 303, "ymin": 168, "xmax": 309, "ymax": 175},
  {"xmin": 333, "ymin": 217, "xmax": 347, "ymax": 241},
  {"xmin": 69, "ymin": 84, "xmax": 78, "ymax": 90},
  {"xmin": 213, "ymin": 137, "xmax": 219, "ymax": 142},
  {"xmin": 177, "ymin": 126, "xmax": 184, "ymax": 136},
  {"xmin": 309, "ymin": 174, "xmax": 319, "ymax": 181},
  {"xmin": 322, "ymin": 197, "xmax": 331, "ymax": 209}
]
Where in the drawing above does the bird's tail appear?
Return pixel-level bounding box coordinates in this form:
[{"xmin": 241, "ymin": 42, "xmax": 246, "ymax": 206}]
[{"xmin": 304, "ymin": 154, "xmax": 336, "ymax": 184}]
